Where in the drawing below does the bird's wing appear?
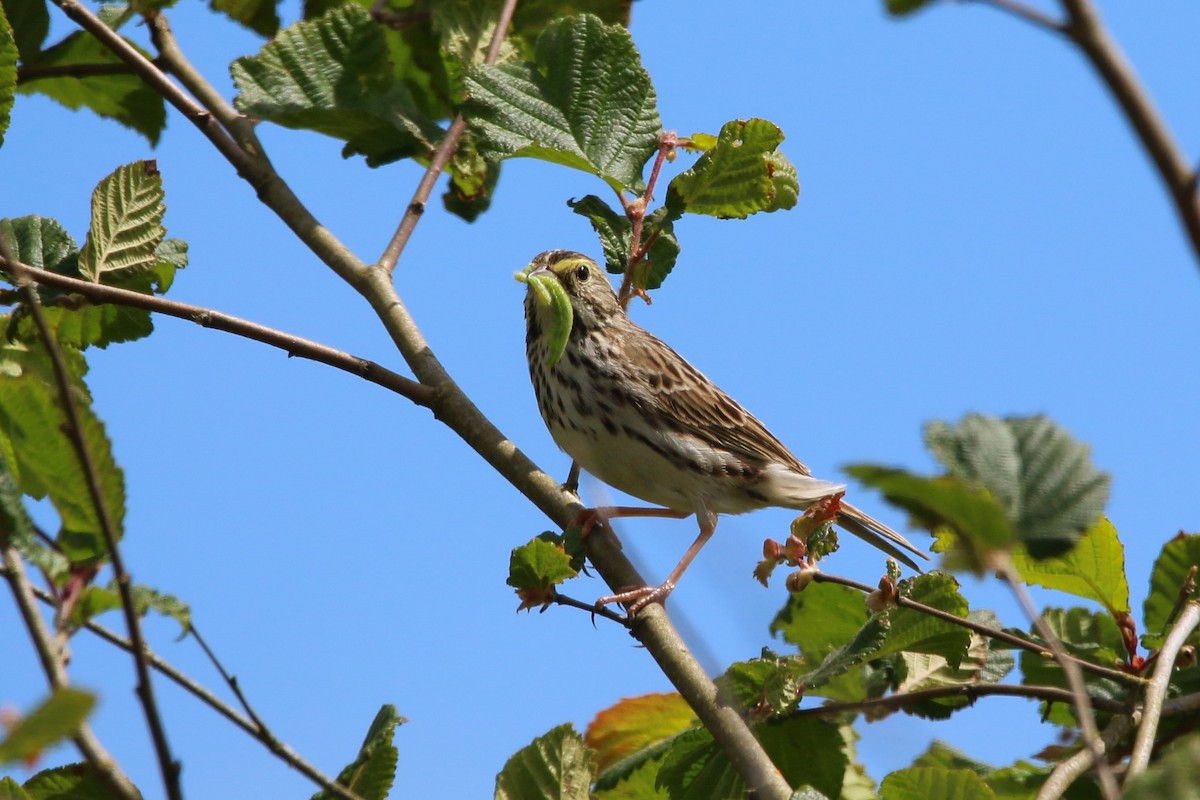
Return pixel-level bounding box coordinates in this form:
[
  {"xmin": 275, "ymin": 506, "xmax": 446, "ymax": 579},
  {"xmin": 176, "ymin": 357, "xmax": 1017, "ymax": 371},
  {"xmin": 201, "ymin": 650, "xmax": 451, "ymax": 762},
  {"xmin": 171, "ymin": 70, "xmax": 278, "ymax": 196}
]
[{"xmin": 617, "ymin": 323, "xmax": 813, "ymax": 475}]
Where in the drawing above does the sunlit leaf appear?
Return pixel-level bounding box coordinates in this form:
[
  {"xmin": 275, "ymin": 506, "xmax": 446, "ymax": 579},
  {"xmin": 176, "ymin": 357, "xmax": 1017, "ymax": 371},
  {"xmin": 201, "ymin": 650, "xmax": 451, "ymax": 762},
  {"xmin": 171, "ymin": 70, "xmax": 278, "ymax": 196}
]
[
  {"xmin": 312, "ymin": 705, "xmax": 405, "ymax": 800},
  {"xmin": 495, "ymin": 723, "xmax": 595, "ymax": 800}
]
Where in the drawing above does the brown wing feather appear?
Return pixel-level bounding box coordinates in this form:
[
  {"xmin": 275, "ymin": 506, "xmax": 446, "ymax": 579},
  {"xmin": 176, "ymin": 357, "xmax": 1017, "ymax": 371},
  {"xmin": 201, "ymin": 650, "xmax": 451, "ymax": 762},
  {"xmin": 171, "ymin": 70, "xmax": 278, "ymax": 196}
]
[{"xmin": 617, "ymin": 320, "xmax": 812, "ymax": 476}]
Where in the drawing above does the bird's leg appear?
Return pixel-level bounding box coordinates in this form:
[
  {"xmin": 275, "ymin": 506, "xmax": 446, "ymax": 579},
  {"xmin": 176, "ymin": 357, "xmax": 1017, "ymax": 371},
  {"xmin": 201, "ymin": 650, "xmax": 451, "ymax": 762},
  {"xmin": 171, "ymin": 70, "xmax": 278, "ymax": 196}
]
[
  {"xmin": 573, "ymin": 506, "xmax": 689, "ymax": 539},
  {"xmin": 595, "ymin": 505, "xmax": 718, "ymax": 615}
]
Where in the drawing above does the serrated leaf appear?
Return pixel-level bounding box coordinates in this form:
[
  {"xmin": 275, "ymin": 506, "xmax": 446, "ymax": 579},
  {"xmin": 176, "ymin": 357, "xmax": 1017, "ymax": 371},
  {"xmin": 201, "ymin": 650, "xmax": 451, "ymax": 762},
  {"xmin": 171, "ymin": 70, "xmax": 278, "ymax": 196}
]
[
  {"xmin": 1122, "ymin": 734, "xmax": 1200, "ymax": 800},
  {"xmin": 0, "ymin": 215, "xmax": 79, "ymax": 276},
  {"xmin": 127, "ymin": 582, "xmax": 192, "ymax": 637},
  {"xmin": 19, "ymin": 763, "xmax": 112, "ymax": 798},
  {"xmin": 1143, "ymin": 533, "xmax": 1200, "ymax": 649},
  {"xmin": 772, "ymin": 580, "xmax": 868, "ymax": 652},
  {"xmin": 592, "ymin": 753, "xmax": 668, "ymax": 800},
  {"xmin": 0, "ymin": 1, "xmax": 15, "ymax": 149},
  {"xmin": 585, "ymin": 693, "xmax": 694, "ymax": 776},
  {"xmin": 0, "ymin": 688, "xmax": 96, "ymax": 765},
  {"xmin": 875, "ymin": 573, "xmax": 971, "ymax": 668},
  {"xmin": 507, "ymin": 536, "xmax": 578, "ymax": 611},
  {"xmin": 232, "ymin": 4, "xmax": 443, "ymax": 167},
  {"xmin": 0, "ymin": 339, "xmax": 125, "ymax": 563},
  {"xmin": 466, "ymin": 13, "xmax": 661, "ymax": 193},
  {"xmin": 897, "ymin": 612, "xmax": 1014, "ymax": 721},
  {"xmin": 568, "ymin": 195, "xmax": 630, "ymax": 273},
  {"xmin": 433, "ymin": 0, "xmax": 517, "ymax": 103},
  {"xmin": 210, "ymin": 0, "xmax": 280, "ymax": 37},
  {"xmin": 495, "ymin": 723, "xmax": 595, "ymax": 800},
  {"xmin": 0, "ymin": 437, "xmax": 36, "ymax": 553},
  {"xmin": 718, "ymin": 654, "xmax": 807, "ymax": 715},
  {"xmin": 667, "ymin": 119, "xmax": 799, "ymax": 219},
  {"xmin": 656, "ymin": 718, "xmax": 845, "ymax": 800},
  {"xmin": 78, "ymin": 161, "xmax": 165, "ymax": 282},
  {"xmin": 847, "ymin": 465, "xmax": 1012, "ymax": 569},
  {"xmin": 1010, "ymin": 516, "xmax": 1129, "ymax": 615},
  {"xmin": 1018, "ymin": 608, "xmax": 1128, "ymax": 724},
  {"xmin": 880, "ymin": 766, "xmax": 997, "ymax": 800},
  {"xmin": 800, "ymin": 615, "xmax": 890, "ymax": 692},
  {"xmin": 0, "ymin": 775, "xmax": 33, "ymax": 800},
  {"xmin": 313, "ymin": 705, "xmax": 404, "ymax": 800},
  {"xmin": 16, "ymin": 28, "xmax": 165, "ymax": 145},
  {"xmin": 924, "ymin": 414, "xmax": 1111, "ymax": 558}
]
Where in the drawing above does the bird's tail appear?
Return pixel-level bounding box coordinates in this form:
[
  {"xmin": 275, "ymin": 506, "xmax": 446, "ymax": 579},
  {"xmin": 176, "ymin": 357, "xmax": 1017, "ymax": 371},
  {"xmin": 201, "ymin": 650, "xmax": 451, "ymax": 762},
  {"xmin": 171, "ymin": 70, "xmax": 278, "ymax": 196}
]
[{"xmin": 836, "ymin": 501, "xmax": 929, "ymax": 572}]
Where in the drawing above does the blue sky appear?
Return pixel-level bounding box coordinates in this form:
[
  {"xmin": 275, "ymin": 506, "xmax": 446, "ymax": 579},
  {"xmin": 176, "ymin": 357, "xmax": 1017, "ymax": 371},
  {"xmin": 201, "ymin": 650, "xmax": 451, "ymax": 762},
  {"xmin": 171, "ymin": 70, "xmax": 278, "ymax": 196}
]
[{"xmin": 3, "ymin": 1, "xmax": 1199, "ymax": 797}]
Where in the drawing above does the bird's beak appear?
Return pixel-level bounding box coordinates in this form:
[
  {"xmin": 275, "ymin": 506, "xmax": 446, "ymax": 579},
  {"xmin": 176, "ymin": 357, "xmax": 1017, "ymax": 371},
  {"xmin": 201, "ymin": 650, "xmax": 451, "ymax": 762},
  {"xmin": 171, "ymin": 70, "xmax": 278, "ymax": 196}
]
[{"xmin": 514, "ymin": 263, "xmax": 555, "ymax": 308}]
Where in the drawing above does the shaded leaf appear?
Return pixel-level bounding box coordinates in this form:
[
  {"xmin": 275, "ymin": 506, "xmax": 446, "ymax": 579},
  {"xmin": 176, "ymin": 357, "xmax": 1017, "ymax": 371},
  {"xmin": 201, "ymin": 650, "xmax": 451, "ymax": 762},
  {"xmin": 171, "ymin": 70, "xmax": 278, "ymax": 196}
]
[
  {"xmin": 466, "ymin": 13, "xmax": 661, "ymax": 193},
  {"xmin": 127, "ymin": 582, "xmax": 192, "ymax": 638},
  {"xmin": 495, "ymin": 723, "xmax": 595, "ymax": 800},
  {"xmin": 19, "ymin": 763, "xmax": 113, "ymax": 798},
  {"xmin": 0, "ymin": 689, "xmax": 96, "ymax": 765},
  {"xmin": 210, "ymin": 0, "xmax": 281, "ymax": 37},
  {"xmin": 1122, "ymin": 734, "xmax": 1200, "ymax": 800},
  {"xmin": 313, "ymin": 705, "xmax": 405, "ymax": 800},
  {"xmin": 925, "ymin": 414, "xmax": 1110, "ymax": 558},
  {"xmin": 0, "ymin": 1, "xmax": 15, "ymax": 149},
  {"xmin": 897, "ymin": 611, "xmax": 1014, "ymax": 721},
  {"xmin": 433, "ymin": 0, "xmax": 517, "ymax": 103},
  {"xmin": 875, "ymin": 573, "xmax": 971, "ymax": 668},
  {"xmin": 667, "ymin": 119, "xmax": 799, "ymax": 219},
  {"xmin": 232, "ymin": 4, "xmax": 443, "ymax": 167},
  {"xmin": 1143, "ymin": 533, "xmax": 1200, "ymax": 649},
  {"xmin": 585, "ymin": 693, "xmax": 693, "ymax": 776},
  {"xmin": 16, "ymin": 28, "xmax": 165, "ymax": 145},
  {"xmin": 880, "ymin": 766, "xmax": 997, "ymax": 800},
  {"xmin": 2, "ymin": 0, "xmax": 49, "ymax": 62},
  {"xmin": 884, "ymin": 0, "xmax": 939, "ymax": 16},
  {"xmin": 0, "ymin": 215, "xmax": 78, "ymax": 276}
]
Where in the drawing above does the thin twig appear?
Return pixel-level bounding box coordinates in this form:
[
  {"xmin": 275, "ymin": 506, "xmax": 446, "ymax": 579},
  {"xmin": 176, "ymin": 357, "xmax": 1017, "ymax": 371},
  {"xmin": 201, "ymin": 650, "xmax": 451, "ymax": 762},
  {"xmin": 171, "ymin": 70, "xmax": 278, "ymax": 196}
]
[
  {"xmin": 1126, "ymin": 600, "xmax": 1200, "ymax": 781},
  {"xmin": 0, "ymin": 257, "xmax": 435, "ymax": 410},
  {"xmin": 6, "ymin": 256, "xmax": 183, "ymax": 800},
  {"xmin": 967, "ymin": 0, "xmax": 1066, "ymax": 33},
  {"xmin": 549, "ymin": 591, "xmax": 630, "ymax": 625},
  {"xmin": 376, "ymin": 0, "xmax": 520, "ymax": 274},
  {"xmin": 999, "ymin": 559, "xmax": 1120, "ymax": 800},
  {"xmin": 1059, "ymin": 0, "xmax": 1200, "ymax": 267},
  {"xmin": 1037, "ymin": 714, "xmax": 1133, "ymax": 800},
  {"xmin": 17, "ymin": 58, "xmax": 167, "ymax": 82},
  {"xmin": 812, "ymin": 572, "xmax": 1144, "ymax": 686},
  {"xmin": 0, "ymin": 570, "xmax": 364, "ymax": 800},
  {"xmin": 784, "ymin": 682, "xmax": 1128, "ymax": 720},
  {"xmin": 617, "ymin": 132, "xmax": 677, "ymax": 308},
  {"xmin": 0, "ymin": 547, "xmax": 141, "ymax": 799}
]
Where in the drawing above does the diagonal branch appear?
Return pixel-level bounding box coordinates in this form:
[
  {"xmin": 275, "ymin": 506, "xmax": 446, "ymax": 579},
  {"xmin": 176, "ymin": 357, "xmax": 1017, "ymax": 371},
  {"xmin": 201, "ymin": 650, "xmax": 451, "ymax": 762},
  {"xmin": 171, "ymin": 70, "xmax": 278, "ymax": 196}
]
[{"xmin": 784, "ymin": 682, "xmax": 1128, "ymax": 719}]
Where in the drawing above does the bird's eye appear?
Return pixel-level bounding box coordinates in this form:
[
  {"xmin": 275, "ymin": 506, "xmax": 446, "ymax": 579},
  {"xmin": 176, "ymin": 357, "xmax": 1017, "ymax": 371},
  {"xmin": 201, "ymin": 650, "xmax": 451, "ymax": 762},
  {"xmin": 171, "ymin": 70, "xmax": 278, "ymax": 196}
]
[{"xmin": 575, "ymin": 263, "xmax": 590, "ymax": 282}]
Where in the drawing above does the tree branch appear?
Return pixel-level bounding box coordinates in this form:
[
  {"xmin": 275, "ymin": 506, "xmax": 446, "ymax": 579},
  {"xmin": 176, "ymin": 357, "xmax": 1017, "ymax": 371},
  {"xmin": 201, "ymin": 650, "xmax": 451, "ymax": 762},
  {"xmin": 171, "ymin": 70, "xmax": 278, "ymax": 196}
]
[
  {"xmin": 1, "ymin": 248, "xmax": 183, "ymax": 800},
  {"xmin": 999, "ymin": 560, "xmax": 1119, "ymax": 800},
  {"xmin": 0, "ymin": 547, "xmax": 140, "ymax": 799},
  {"xmin": 0, "ymin": 257, "xmax": 435, "ymax": 410},
  {"xmin": 17, "ymin": 58, "xmax": 167, "ymax": 82},
  {"xmin": 1059, "ymin": 0, "xmax": 1200, "ymax": 267},
  {"xmin": 967, "ymin": 0, "xmax": 1066, "ymax": 33},
  {"xmin": 785, "ymin": 681, "xmax": 1128, "ymax": 720},
  {"xmin": 1037, "ymin": 714, "xmax": 1132, "ymax": 800},
  {"xmin": 812, "ymin": 572, "xmax": 1144, "ymax": 686},
  {"xmin": 1126, "ymin": 600, "xmax": 1200, "ymax": 781},
  {"xmin": 376, "ymin": 0, "xmax": 519, "ymax": 274}
]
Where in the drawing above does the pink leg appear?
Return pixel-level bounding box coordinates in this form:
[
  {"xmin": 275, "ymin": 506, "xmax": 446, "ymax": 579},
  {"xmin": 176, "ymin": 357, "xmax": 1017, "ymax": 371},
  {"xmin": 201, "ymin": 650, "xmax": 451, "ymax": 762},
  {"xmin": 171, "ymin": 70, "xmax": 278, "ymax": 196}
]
[
  {"xmin": 596, "ymin": 514, "xmax": 718, "ymax": 615},
  {"xmin": 574, "ymin": 505, "xmax": 690, "ymax": 538}
]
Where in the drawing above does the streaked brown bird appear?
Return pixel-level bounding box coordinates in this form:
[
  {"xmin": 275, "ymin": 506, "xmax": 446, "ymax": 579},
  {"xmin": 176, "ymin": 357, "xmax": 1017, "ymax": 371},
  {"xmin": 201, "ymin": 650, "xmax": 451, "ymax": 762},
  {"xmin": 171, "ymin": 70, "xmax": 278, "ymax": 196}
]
[{"xmin": 519, "ymin": 250, "xmax": 927, "ymax": 612}]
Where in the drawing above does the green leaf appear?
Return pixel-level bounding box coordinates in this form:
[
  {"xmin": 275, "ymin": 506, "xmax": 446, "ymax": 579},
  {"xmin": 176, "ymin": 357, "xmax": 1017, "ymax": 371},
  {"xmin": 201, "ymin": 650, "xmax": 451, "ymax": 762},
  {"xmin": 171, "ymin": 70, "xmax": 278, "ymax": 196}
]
[
  {"xmin": 0, "ymin": 337, "xmax": 126, "ymax": 564},
  {"xmin": 1018, "ymin": 608, "xmax": 1128, "ymax": 725},
  {"xmin": 1122, "ymin": 734, "xmax": 1200, "ymax": 800},
  {"xmin": 667, "ymin": 119, "xmax": 799, "ymax": 219},
  {"xmin": 875, "ymin": 573, "xmax": 971, "ymax": 668},
  {"xmin": 568, "ymin": 195, "xmax": 629, "ymax": 274},
  {"xmin": 1010, "ymin": 516, "xmax": 1130, "ymax": 615},
  {"xmin": 0, "ymin": 435, "xmax": 36, "ymax": 552},
  {"xmin": 495, "ymin": 723, "xmax": 595, "ymax": 800},
  {"xmin": 442, "ymin": 132, "xmax": 499, "ymax": 221},
  {"xmin": 592, "ymin": 754, "xmax": 668, "ymax": 800},
  {"xmin": 884, "ymin": 0, "xmax": 939, "ymax": 16},
  {"xmin": 433, "ymin": 0, "xmax": 517, "ymax": 103},
  {"xmin": 0, "ymin": 215, "xmax": 79, "ymax": 276},
  {"xmin": 1, "ymin": 0, "xmax": 49, "ymax": 62},
  {"xmin": 19, "ymin": 763, "xmax": 114, "ymax": 798},
  {"xmin": 897, "ymin": 611, "xmax": 1014, "ymax": 721},
  {"xmin": 718, "ymin": 653, "xmax": 807, "ymax": 715},
  {"xmin": 232, "ymin": 4, "xmax": 443, "ymax": 167},
  {"xmin": 127, "ymin": 582, "xmax": 192, "ymax": 637},
  {"xmin": 465, "ymin": 13, "xmax": 661, "ymax": 193},
  {"xmin": 78, "ymin": 161, "xmax": 166, "ymax": 282},
  {"xmin": 0, "ymin": 1, "xmax": 15, "ymax": 149},
  {"xmin": 1143, "ymin": 533, "xmax": 1200, "ymax": 649},
  {"xmin": 880, "ymin": 766, "xmax": 997, "ymax": 800},
  {"xmin": 507, "ymin": 536, "xmax": 579, "ymax": 611},
  {"xmin": 16, "ymin": 29, "xmax": 165, "ymax": 145},
  {"xmin": 313, "ymin": 705, "xmax": 405, "ymax": 800},
  {"xmin": 0, "ymin": 688, "xmax": 96, "ymax": 765},
  {"xmin": 799, "ymin": 616, "xmax": 890, "ymax": 694},
  {"xmin": 210, "ymin": 0, "xmax": 281, "ymax": 37},
  {"xmin": 656, "ymin": 719, "xmax": 846, "ymax": 800},
  {"xmin": 925, "ymin": 414, "xmax": 1111, "ymax": 558},
  {"xmin": 847, "ymin": 465, "xmax": 1013, "ymax": 568},
  {"xmin": 0, "ymin": 775, "xmax": 33, "ymax": 800}
]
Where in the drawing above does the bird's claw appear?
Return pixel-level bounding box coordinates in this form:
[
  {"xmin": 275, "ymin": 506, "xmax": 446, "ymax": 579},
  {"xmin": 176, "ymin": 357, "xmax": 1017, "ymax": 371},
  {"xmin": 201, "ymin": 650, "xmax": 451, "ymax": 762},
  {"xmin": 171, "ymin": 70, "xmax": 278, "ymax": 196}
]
[{"xmin": 595, "ymin": 581, "xmax": 676, "ymax": 616}]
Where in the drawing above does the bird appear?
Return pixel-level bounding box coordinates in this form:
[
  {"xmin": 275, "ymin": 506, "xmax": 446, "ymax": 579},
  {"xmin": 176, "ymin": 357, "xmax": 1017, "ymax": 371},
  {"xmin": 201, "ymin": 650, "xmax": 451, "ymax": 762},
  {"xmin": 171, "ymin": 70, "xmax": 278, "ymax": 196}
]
[{"xmin": 517, "ymin": 249, "xmax": 928, "ymax": 613}]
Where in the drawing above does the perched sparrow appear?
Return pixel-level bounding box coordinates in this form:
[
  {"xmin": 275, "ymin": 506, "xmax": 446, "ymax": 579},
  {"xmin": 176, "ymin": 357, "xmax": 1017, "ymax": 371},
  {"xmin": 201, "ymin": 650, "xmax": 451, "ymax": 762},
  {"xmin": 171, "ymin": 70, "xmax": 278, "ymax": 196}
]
[{"xmin": 518, "ymin": 250, "xmax": 927, "ymax": 612}]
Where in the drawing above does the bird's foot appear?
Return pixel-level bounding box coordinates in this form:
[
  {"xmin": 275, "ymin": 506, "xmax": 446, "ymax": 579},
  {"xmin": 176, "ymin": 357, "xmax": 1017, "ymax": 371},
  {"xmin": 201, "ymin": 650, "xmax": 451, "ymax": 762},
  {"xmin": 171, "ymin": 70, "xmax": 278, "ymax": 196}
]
[{"xmin": 595, "ymin": 581, "xmax": 676, "ymax": 616}]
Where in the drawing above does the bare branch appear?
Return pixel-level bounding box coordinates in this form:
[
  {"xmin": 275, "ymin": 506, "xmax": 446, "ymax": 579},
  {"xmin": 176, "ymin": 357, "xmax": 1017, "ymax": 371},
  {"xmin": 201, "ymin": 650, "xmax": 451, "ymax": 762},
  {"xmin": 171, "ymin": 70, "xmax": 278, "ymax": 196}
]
[
  {"xmin": 1037, "ymin": 715, "xmax": 1133, "ymax": 800},
  {"xmin": 376, "ymin": 0, "xmax": 520, "ymax": 274},
  {"xmin": 785, "ymin": 681, "xmax": 1128, "ymax": 720},
  {"xmin": 999, "ymin": 560, "xmax": 1120, "ymax": 800},
  {"xmin": 967, "ymin": 0, "xmax": 1066, "ymax": 33},
  {"xmin": 18, "ymin": 58, "xmax": 167, "ymax": 82},
  {"xmin": 1, "ymin": 249, "xmax": 183, "ymax": 800},
  {"xmin": 0, "ymin": 547, "xmax": 140, "ymax": 800},
  {"xmin": 1127, "ymin": 600, "xmax": 1200, "ymax": 781},
  {"xmin": 1059, "ymin": 0, "xmax": 1200, "ymax": 267},
  {"xmin": 812, "ymin": 572, "xmax": 1144, "ymax": 686},
  {"xmin": 0, "ymin": 257, "xmax": 435, "ymax": 410}
]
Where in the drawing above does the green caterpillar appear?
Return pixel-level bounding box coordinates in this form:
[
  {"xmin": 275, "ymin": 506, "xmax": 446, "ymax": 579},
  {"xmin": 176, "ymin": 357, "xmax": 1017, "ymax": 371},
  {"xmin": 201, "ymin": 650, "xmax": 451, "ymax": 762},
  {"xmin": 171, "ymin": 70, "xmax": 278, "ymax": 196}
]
[{"xmin": 514, "ymin": 266, "xmax": 573, "ymax": 366}]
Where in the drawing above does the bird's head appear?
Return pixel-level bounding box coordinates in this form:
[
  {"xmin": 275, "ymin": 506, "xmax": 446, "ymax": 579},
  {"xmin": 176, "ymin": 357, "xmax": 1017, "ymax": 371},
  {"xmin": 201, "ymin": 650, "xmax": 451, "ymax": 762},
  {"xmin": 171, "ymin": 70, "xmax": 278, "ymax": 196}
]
[{"xmin": 515, "ymin": 251, "xmax": 621, "ymax": 364}]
